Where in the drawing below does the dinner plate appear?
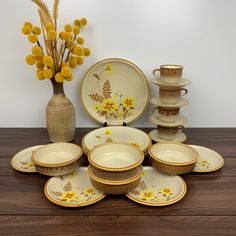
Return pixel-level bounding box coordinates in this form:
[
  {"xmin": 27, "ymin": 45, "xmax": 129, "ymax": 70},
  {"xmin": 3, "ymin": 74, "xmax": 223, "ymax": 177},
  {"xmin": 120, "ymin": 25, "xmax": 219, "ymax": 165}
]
[
  {"xmin": 150, "ymin": 97, "xmax": 189, "ymax": 108},
  {"xmin": 80, "ymin": 58, "xmax": 149, "ymax": 125},
  {"xmin": 126, "ymin": 166, "xmax": 187, "ymax": 206},
  {"xmin": 149, "ymin": 129, "xmax": 187, "ymax": 143},
  {"xmin": 44, "ymin": 167, "xmax": 106, "ymax": 207},
  {"xmin": 82, "ymin": 126, "xmax": 151, "ymax": 154},
  {"xmin": 149, "ymin": 114, "xmax": 188, "ymax": 127},
  {"xmin": 190, "ymin": 145, "xmax": 224, "ymax": 173},
  {"xmin": 11, "ymin": 145, "xmax": 43, "ymax": 173},
  {"xmin": 151, "ymin": 77, "xmax": 191, "ymax": 87}
]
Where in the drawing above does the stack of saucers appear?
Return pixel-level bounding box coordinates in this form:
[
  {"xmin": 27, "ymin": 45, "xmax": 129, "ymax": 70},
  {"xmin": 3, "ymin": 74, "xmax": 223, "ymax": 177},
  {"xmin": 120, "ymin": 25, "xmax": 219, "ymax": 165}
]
[
  {"xmin": 149, "ymin": 64, "xmax": 191, "ymax": 143},
  {"xmin": 88, "ymin": 142, "xmax": 144, "ymax": 195}
]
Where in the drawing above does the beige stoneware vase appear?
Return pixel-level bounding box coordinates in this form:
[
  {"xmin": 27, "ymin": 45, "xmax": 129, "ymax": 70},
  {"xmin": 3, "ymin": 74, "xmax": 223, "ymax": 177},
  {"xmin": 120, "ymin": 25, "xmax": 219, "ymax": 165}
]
[{"xmin": 46, "ymin": 80, "xmax": 75, "ymax": 143}]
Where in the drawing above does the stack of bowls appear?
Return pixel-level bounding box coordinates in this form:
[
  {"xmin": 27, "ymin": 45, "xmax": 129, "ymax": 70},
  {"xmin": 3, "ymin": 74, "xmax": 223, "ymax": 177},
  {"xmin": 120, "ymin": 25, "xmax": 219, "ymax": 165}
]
[{"xmin": 88, "ymin": 143, "xmax": 144, "ymax": 194}]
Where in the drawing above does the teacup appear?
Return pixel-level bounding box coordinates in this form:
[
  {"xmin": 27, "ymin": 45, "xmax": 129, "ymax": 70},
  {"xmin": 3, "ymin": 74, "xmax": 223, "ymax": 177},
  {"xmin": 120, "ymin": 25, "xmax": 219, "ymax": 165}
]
[
  {"xmin": 153, "ymin": 64, "xmax": 183, "ymax": 84},
  {"xmin": 157, "ymin": 125, "xmax": 184, "ymax": 140},
  {"xmin": 157, "ymin": 107, "xmax": 180, "ymax": 123},
  {"xmin": 159, "ymin": 87, "xmax": 188, "ymax": 105}
]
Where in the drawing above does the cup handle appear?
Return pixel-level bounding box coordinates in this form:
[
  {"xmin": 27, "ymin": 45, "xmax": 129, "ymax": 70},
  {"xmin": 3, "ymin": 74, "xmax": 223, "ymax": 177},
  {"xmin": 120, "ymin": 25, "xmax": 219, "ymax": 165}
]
[
  {"xmin": 178, "ymin": 125, "xmax": 184, "ymax": 132},
  {"xmin": 181, "ymin": 88, "xmax": 188, "ymax": 96},
  {"xmin": 153, "ymin": 68, "xmax": 160, "ymax": 77}
]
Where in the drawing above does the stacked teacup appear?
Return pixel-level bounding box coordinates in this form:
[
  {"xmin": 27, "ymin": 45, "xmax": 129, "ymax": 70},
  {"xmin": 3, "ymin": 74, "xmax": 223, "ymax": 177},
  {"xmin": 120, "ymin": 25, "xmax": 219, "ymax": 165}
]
[{"xmin": 149, "ymin": 64, "xmax": 191, "ymax": 143}]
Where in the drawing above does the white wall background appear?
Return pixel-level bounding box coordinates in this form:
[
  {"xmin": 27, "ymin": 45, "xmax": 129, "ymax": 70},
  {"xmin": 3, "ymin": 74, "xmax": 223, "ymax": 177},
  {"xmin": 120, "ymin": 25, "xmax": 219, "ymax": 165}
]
[{"xmin": 0, "ymin": 0, "xmax": 236, "ymax": 128}]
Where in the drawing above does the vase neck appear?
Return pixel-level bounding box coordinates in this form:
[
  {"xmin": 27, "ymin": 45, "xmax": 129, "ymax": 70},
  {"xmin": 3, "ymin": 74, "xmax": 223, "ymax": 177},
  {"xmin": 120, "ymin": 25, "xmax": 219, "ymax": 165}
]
[{"xmin": 51, "ymin": 79, "xmax": 64, "ymax": 94}]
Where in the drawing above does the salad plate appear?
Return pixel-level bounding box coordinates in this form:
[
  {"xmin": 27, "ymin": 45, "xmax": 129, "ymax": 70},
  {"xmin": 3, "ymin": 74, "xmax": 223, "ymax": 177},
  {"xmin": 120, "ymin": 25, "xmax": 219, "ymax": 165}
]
[
  {"xmin": 82, "ymin": 126, "xmax": 151, "ymax": 155},
  {"xmin": 149, "ymin": 129, "xmax": 186, "ymax": 143},
  {"xmin": 190, "ymin": 145, "xmax": 224, "ymax": 173},
  {"xmin": 126, "ymin": 166, "xmax": 187, "ymax": 206},
  {"xmin": 149, "ymin": 114, "xmax": 187, "ymax": 127},
  {"xmin": 11, "ymin": 145, "xmax": 43, "ymax": 173},
  {"xmin": 80, "ymin": 58, "xmax": 149, "ymax": 125},
  {"xmin": 44, "ymin": 167, "xmax": 106, "ymax": 207},
  {"xmin": 151, "ymin": 77, "xmax": 191, "ymax": 87},
  {"xmin": 151, "ymin": 97, "xmax": 189, "ymax": 108}
]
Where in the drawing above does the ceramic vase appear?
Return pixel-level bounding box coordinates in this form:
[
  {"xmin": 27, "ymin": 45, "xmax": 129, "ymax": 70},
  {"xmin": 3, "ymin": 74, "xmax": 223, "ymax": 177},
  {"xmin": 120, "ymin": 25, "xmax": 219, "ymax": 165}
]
[{"xmin": 46, "ymin": 80, "xmax": 75, "ymax": 142}]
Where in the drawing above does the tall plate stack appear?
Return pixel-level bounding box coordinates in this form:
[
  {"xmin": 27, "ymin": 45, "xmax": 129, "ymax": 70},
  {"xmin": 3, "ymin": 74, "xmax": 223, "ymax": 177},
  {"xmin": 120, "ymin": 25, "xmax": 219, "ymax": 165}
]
[{"xmin": 149, "ymin": 65, "xmax": 191, "ymax": 143}]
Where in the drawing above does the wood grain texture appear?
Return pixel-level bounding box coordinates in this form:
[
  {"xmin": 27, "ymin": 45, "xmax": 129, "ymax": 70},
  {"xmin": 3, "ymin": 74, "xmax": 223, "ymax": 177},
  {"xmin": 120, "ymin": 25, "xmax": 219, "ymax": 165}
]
[{"xmin": 0, "ymin": 128, "xmax": 236, "ymax": 235}]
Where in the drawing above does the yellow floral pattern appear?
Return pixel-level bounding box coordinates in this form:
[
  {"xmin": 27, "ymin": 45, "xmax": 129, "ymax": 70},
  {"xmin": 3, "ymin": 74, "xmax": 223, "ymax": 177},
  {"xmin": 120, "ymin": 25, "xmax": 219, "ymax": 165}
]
[
  {"xmin": 61, "ymin": 191, "xmax": 78, "ymax": 201},
  {"xmin": 129, "ymin": 142, "xmax": 141, "ymax": 148},
  {"xmin": 19, "ymin": 161, "xmax": 35, "ymax": 171},
  {"xmin": 196, "ymin": 160, "xmax": 210, "ymax": 170}
]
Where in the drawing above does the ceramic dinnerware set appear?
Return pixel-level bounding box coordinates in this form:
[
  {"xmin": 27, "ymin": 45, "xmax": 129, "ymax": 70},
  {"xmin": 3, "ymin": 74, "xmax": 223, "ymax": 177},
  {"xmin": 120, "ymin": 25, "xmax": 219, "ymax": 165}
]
[
  {"xmin": 11, "ymin": 58, "xmax": 224, "ymax": 207},
  {"xmin": 149, "ymin": 65, "xmax": 191, "ymax": 143}
]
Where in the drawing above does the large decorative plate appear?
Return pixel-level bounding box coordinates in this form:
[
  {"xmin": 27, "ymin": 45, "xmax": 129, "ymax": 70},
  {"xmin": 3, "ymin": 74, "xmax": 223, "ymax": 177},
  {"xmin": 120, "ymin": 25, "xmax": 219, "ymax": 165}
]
[
  {"xmin": 44, "ymin": 167, "xmax": 106, "ymax": 207},
  {"xmin": 82, "ymin": 126, "xmax": 151, "ymax": 155},
  {"xmin": 11, "ymin": 145, "xmax": 44, "ymax": 173},
  {"xmin": 126, "ymin": 166, "xmax": 187, "ymax": 206},
  {"xmin": 190, "ymin": 145, "xmax": 224, "ymax": 173},
  {"xmin": 81, "ymin": 58, "xmax": 150, "ymax": 125}
]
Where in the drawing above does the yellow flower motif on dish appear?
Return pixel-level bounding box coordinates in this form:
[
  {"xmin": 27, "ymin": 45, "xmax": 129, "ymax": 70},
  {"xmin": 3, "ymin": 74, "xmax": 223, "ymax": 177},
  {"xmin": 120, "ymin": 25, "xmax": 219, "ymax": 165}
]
[
  {"xmin": 142, "ymin": 169, "xmax": 147, "ymax": 176},
  {"xmin": 160, "ymin": 188, "xmax": 173, "ymax": 195},
  {"xmin": 105, "ymin": 64, "xmax": 112, "ymax": 72},
  {"xmin": 129, "ymin": 142, "xmax": 141, "ymax": 148},
  {"xmin": 70, "ymin": 170, "xmax": 77, "ymax": 176},
  {"xmin": 27, "ymin": 162, "xmax": 34, "ymax": 168},
  {"xmin": 61, "ymin": 191, "xmax": 78, "ymax": 201},
  {"xmin": 104, "ymin": 130, "xmax": 112, "ymax": 135},
  {"xmin": 84, "ymin": 188, "xmax": 95, "ymax": 195},
  {"xmin": 122, "ymin": 97, "xmax": 134, "ymax": 109},
  {"xmin": 102, "ymin": 99, "xmax": 117, "ymax": 112},
  {"xmin": 199, "ymin": 160, "xmax": 209, "ymax": 166},
  {"xmin": 140, "ymin": 189, "xmax": 155, "ymax": 200},
  {"xmin": 117, "ymin": 108, "xmax": 124, "ymax": 119}
]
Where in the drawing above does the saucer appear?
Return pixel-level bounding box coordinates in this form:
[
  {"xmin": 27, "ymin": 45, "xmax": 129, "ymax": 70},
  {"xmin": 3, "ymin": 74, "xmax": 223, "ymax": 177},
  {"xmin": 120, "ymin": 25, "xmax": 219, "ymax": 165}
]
[
  {"xmin": 11, "ymin": 145, "xmax": 44, "ymax": 173},
  {"xmin": 150, "ymin": 97, "xmax": 189, "ymax": 108},
  {"xmin": 149, "ymin": 129, "xmax": 187, "ymax": 143},
  {"xmin": 149, "ymin": 114, "xmax": 188, "ymax": 127},
  {"xmin": 126, "ymin": 166, "xmax": 187, "ymax": 206},
  {"xmin": 44, "ymin": 167, "xmax": 106, "ymax": 207},
  {"xmin": 151, "ymin": 77, "xmax": 191, "ymax": 87},
  {"xmin": 190, "ymin": 145, "xmax": 224, "ymax": 173}
]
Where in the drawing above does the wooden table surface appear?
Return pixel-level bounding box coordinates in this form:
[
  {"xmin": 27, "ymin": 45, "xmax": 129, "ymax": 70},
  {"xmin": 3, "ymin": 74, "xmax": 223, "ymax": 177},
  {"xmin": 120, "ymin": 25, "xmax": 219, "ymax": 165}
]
[{"xmin": 0, "ymin": 128, "xmax": 236, "ymax": 235}]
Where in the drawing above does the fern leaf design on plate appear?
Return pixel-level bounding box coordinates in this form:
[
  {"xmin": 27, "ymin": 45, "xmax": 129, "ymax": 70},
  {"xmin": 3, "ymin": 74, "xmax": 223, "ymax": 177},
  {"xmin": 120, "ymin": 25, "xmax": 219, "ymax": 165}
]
[
  {"xmin": 93, "ymin": 74, "xmax": 100, "ymax": 80},
  {"xmin": 102, "ymin": 80, "xmax": 112, "ymax": 99},
  {"xmin": 51, "ymin": 191, "xmax": 62, "ymax": 197},
  {"xmin": 63, "ymin": 182, "xmax": 72, "ymax": 192},
  {"xmin": 89, "ymin": 93, "xmax": 104, "ymax": 103}
]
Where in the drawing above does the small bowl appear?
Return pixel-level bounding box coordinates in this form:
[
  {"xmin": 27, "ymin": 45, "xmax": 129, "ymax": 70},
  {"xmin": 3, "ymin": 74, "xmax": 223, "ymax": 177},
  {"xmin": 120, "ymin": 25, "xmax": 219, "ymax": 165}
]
[
  {"xmin": 88, "ymin": 166, "xmax": 142, "ymax": 195},
  {"xmin": 32, "ymin": 143, "xmax": 83, "ymax": 176},
  {"xmin": 148, "ymin": 142, "xmax": 198, "ymax": 175},
  {"xmin": 88, "ymin": 143, "xmax": 144, "ymax": 181}
]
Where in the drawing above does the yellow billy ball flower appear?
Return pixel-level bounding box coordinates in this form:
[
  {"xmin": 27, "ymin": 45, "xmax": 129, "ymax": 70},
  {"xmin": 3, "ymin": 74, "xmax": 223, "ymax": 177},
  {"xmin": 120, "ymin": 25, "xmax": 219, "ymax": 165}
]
[
  {"xmin": 43, "ymin": 55, "xmax": 54, "ymax": 67},
  {"xmin": 32, "ymin": 26, "xmax": 41, "ymax": 35},
  {"xmin": 28, "ymin": 34, "xmax": 38, "ymax": 43},
  {"xmin": 24, "ymin": 21, "xmax": 33, "ymax": 29},
  {"xmin": 76, "ymin": 37, "xmax": 84, "ymax": 45},
  {"xmin": 48, "ymin": 31, "xmax": 56, "ymax": 40},
  {"xmin": 61, "ymin": 67, "xmax": 71, "ymax": 77},
  {"xmin": 55, "ymin": 73, "xmax": 64, "ymax": 83},
  {"xmin": 59, "ymin": 32, "xmax": 66, "ymax": 40},
  {"xmin": 73, "ymin": 26, "xmax": 80, "ymax": 35},
  {"xmin": 80, "ymin": 18, "xmax": 88, "ymax": 26},
  {"xmin": 22, "ymin": 26, "xmax": 32, "ymax": 35},
  {"xmin": 84, "ymin": 48, "xmax": 91, "ymax": 56},
  {"xmin": 61, "ymin": 62, "xmax": 69, "ymax": 68},
  {"xmin": 32, "ymin": 45, "xmax": 42, "ymax": 57},
  {"xmin": 25, "ymin": 55, "xmax": 36, "ymax": 65},
  {"xmin": 36, "ymin": 70, "xmax": 45, "ymax": 80},
  {"xmin": 68, "ymin": 45, "xmax": 76, "ymax": 52},
  {"xmin": 45, "ymin": 23, "xmax": 54, "ymax": 32},
  {"xmin": 74, "ymin": 45, "xmax": 84, "ymax": 56},
  {"xmin": 68, "ymin": 56, "xmax": 77, "ymax": 68},
  {"xmin": 76, "ymin": 56, "xmax": 84, "ymax": 65},
  {"xmin": 36, "ymin": 61, "xmax": 44, "ymax": 69},
  {"xmin": 64, "ymin": 32, "xmax": 72, "ymax": 41},
  {"xmin": 64, "ymin": 24, "xmax": 73, "ymax": 32},
  {"xmin": 43, "ymin": 69, "xmax": 53, "ymax": 79},
  {"xmin": 65, "ymin": 74, "xmax": 73, "ymax": 81},
  {"xmin": 74, "ymin": 19, "xmax": 80, "ymax": 26}
]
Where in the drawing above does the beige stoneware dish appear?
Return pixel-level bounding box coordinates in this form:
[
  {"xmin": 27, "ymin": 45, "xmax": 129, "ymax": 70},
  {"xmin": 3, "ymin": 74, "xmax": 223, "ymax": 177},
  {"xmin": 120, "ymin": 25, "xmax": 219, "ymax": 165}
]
[
  {"xmin": 44, "ymin": 167, "xmax": 106, "ymax": 207},
  {"xmin": 151, "ymin": 97, "xmax": 189, "ymax": 108},
  {"xmin": 126, "ymin": 166, "xmax": 187, "ymax": 206},
  {"xmin": 150, "ymin": 114, "xmax": 187, "ymax": 127},
  {"xmin": 88, "ymin": 166, "xmax": 142, "ymax": 195},
  {"xmin": 82, "ymin": 126, "xmax": 151, "ymax": 155},
  {"xmin": 151, "ymin": 77, "xmax": 191, "ymax": 88},
  {"xmin": 88, "ymin": 143, "xmax": 144, "ymax": 181},
  {"xmin": 32, "ymin": 143, "xmax": 83, "ymax": 176},
  {"xmin": 149, "ymin": 142, "xmax": 198, "ymax": 175}
]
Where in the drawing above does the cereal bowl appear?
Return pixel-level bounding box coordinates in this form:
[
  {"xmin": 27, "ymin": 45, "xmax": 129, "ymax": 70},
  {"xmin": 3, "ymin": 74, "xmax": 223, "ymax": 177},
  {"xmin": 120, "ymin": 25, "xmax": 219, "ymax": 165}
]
[
  {"xmin": 32, "ymin": 143, "xmax": 83, "ymax": 176},
  {"xmin": 88, "ymin": 143, "xmax": 144, "ymax": 181},
  {"xmin": 148, "ymin": 142, "xmax": 198, "ymax": 175}
]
